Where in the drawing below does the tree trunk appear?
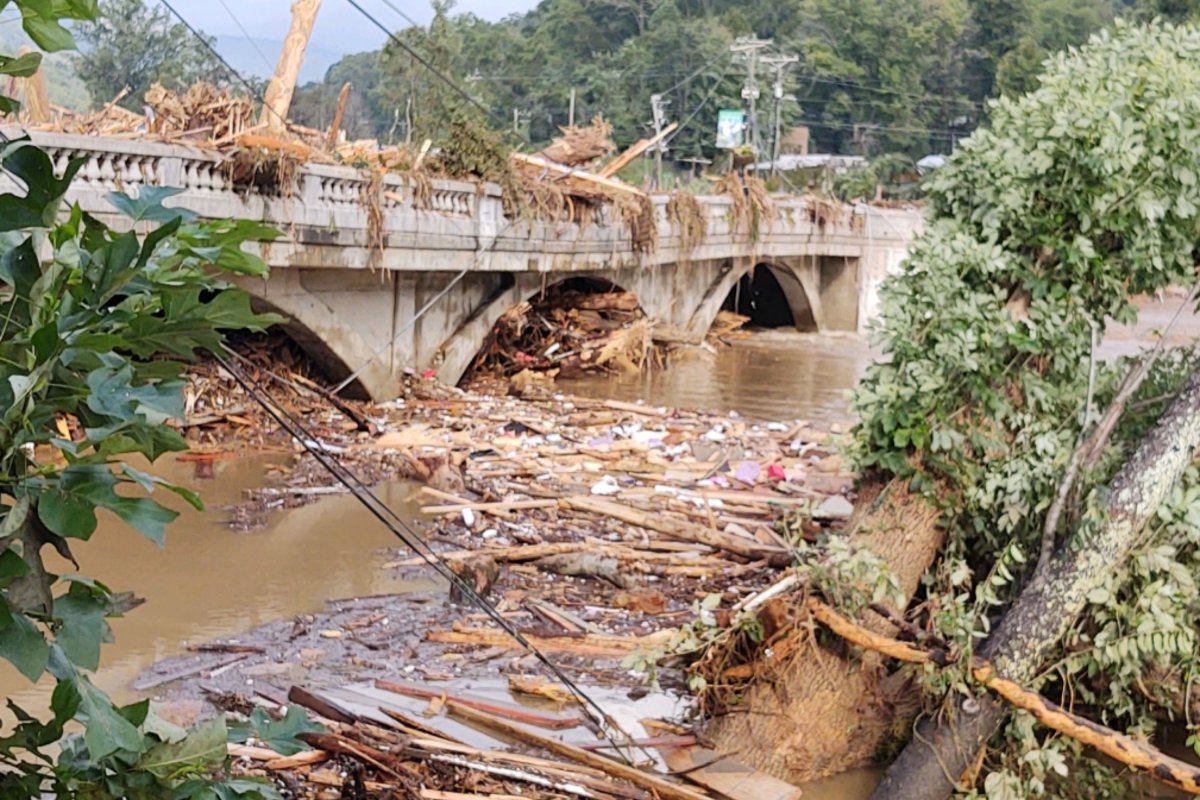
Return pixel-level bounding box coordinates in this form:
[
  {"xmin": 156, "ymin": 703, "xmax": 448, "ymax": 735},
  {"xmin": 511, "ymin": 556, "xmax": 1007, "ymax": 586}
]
[
  {"xmin": 871, "ymin": 365, "xmax": 1200, "ymax": 800},
  {"xmin": 705, "ymin": 478, "xmax": 946, "ymax": 782},
  {"xmin": 260, "ymin": 0, "xmax": 322, "ymax": 129}
]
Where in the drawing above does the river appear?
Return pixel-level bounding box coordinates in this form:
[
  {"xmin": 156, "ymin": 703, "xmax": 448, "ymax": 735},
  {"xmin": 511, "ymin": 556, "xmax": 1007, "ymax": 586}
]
[{"xmin": 1, "ymin": 305, "xmax": 1195, "ymax": 798}]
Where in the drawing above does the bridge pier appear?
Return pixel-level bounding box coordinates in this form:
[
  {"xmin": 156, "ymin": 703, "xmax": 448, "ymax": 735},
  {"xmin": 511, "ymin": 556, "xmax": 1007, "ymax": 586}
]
[{"xmin": 12, "ymin": 132, "xmax": 924, "ymax": 401}]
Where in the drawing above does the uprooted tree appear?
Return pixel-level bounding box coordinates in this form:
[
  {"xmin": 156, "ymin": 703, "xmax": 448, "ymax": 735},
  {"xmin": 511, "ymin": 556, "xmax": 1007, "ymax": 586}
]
[{"xmin": 683, "ymin": 20, "xmax": 1200, "ymax": 799}]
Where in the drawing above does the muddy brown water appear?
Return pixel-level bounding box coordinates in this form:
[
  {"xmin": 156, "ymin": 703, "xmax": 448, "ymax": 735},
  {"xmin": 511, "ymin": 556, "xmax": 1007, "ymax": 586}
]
[
  {"xmin": 3, "ymin": 301, "xmax": 1198, "ymax": 798},
  {"xmin": 560, "ymin": 329, "xmax": 874, "ymax": 424},
  {"xmin": 0, "ymin": 455, "xmax": 437, "ymax": 713}
]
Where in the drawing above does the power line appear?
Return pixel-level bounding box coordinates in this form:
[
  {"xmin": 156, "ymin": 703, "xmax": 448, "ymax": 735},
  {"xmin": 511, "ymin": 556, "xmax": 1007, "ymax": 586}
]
[
  {"xmin": 216, "ymin": 352, "xmax": 650, "ymax": 764},
  {"xmin": 214, "ymin": 0, "xmax": 275, "ymax": 77},
  {"xmin": 340, "ymin": 0, "xmax": 494, "ymax": 122}
]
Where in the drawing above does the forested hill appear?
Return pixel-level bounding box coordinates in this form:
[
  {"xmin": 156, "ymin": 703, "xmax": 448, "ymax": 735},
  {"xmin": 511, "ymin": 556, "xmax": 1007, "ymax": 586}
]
[{"xmin": 287, "ymin": 0, "xmax": 1199, "ymax": 161}]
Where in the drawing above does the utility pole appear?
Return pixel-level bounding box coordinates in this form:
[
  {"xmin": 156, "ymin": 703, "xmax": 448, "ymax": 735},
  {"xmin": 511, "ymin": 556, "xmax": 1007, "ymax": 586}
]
[
  {"xmin": 261, "ymin": 0, "xmax": 322, "ymax": 129},
  {"xmin": 761, "ymin": 54, "xmax": 798, "ymax": 176},
  {"xmin": 568, "ymin": 87, "xmax": 577, "ymax": 128},
  {"xmin": 650, "ymin": 93, "xmax": 669, "ymax": 189},
  {"xmin": 730, "ymin": 37, "xmax": 771, "ymax": 159},
  {"xmin": 512, "ymin": 108, "xmax": 529, "ymax": 135}
]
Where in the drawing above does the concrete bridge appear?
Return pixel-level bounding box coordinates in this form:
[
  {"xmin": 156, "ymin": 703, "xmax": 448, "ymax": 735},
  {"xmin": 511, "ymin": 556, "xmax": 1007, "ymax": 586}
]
[{"xmin": 20, "ymin": 132, "xmax": 923, "ymax": 399}]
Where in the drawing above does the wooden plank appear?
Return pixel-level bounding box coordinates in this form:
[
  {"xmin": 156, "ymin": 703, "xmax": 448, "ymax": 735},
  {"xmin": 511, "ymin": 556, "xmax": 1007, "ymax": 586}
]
[
  {"xmin": 510, "ymin": 153, "xmax": 647, "ymax": 198},
  {"xmin": 425, "ymin": 626, "xmax": 669, "ymax": 658},
  {"xmin": 659, "ymin": 747, "xmax": 803, "ymax": 800},
  {"xmin": 562, "ymin": 496, "xmax": 789, "ymax": 565},
  {"xmin": 420, "ymin": 499, "xmax": 559, "ymax": 516},
  {"xmin": 374, "ymin": 678, "xmax": 585, "ymax": 729},
  {"xmin": 598, "ymin": 123, "xmax": 678, "ymax": 178},
  {"xmin": 447, "ymin": 704, "xmax": 714, "ymax": 800}
]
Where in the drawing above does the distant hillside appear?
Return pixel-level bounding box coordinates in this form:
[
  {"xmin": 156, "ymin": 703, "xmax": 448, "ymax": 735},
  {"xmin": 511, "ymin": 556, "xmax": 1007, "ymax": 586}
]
[
  {"xmin": 214, "ymin": 35, "xmax": 343, "ymax": 84},
  {"xmin": 0, "ymin": 14, "xmax": 90, "ymax": 110}
]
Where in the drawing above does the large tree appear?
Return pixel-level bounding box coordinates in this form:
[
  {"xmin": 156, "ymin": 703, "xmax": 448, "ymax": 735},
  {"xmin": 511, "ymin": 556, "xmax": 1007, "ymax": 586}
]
[
  {"xmin": 839, "ymin": 19, "xmax": 1200, "ymax": 798},
  {"xmin": 73, "ymin": 0, "xmax": 232, "ymax": 110}
]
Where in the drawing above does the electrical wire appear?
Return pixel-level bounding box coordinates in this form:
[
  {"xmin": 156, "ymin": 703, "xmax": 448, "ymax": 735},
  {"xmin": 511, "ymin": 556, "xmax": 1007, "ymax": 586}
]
[
  {"xmin": 666, "ymin": 61, "xmax": 733, "ymax": 151},
  {"xmin": 341, "ymin": 0, "xmax": 495, "ymax": 123},
  {"xmin": 215, "ymin": 351, "xmax": 652, "ymax": 765},
  {"xmin": 214, "ymin": 0, "xmax": 276, "ymax": 77},
  {"xmin": 157, "ymin": 0, "xmax": 292, "ymax": 129}
]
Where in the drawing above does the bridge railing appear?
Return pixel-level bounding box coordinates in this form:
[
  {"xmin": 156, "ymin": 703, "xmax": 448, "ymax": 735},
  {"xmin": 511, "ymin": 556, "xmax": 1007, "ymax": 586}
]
[{"xmin": 3, "ymin": 132, "xmax": 921, "ymax": 271}]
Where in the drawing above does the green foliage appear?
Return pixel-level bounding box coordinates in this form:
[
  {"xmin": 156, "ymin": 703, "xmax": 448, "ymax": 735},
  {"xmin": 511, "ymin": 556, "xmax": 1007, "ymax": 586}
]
[
  {"xmin": 0, "ymin": 4, "xmax": 286, "ymax": 797},
  {"xmin": 228, "ymin": 707, "xmax": 325, "ymax": 757},
  {"xmin": 73, "ymin": 0, "xmax": 235, "ymax": 111},
  {"xmin": 844, "ymin": 20, "xmax": 1200, "ymax": 792}
]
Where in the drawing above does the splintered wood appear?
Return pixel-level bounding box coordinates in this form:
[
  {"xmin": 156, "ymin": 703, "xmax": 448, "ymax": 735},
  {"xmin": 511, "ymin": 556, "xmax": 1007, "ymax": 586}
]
[{"xmin": 462, "ymin": 283, "xmax": 662, "ymax": 392}]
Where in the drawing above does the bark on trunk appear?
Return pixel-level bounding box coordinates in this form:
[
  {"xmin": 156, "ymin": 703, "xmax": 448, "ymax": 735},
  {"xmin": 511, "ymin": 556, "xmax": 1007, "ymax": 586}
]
[
  {"xmin": 871, "ymin": 365, "xmax": 1200, "ymax": 800},
  {"xmin": 260, "ymin": 0, "xmax": 322, "ymax": 129},
  {"xmin": 705, "ymin": 478, "xmax": 946, "ymax": 783}
]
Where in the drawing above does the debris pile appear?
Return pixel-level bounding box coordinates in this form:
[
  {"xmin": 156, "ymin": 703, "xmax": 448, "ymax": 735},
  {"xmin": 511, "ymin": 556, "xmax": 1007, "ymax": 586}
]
[
  {"xmin": 143, "ymin": 386, "xmax": 855, "ymax": 798},
  {"xmin": 705, "ymin": 311, "xmax": 750, "ymax": 345},
  {"xmin": 180, "ymin": 331, "xmax": 373, "ymax": 453},
  {"xmin": 45, "ymin": 82, "xmax": 260, "ymax": 145},
  {"xmin": 462, "ymin": 283, "xmax": 663, "ymax": 392},
  {"xmin": 223, "ymin": 677, "xmax": 800, "ymax": 800},
  {"xmin": 536, "ymin": 115, "xmax": 615, "ymax": 167}
]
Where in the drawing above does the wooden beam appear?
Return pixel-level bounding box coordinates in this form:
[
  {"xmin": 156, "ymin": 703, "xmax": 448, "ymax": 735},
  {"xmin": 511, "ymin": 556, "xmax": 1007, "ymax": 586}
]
[
  {"xmin": 325, "ymin": 81, "xmax": 351, "ymax": 150},
  {"xmin": 260, "ymin": 0, "xmax": 322, "ymax": 129},
  {"xmin": 806, "ymin": 597, "xmax": 1200, "ymax": 796},
  {"xmin": 510, "ymin": 153, "xmax": 647, "ymax": 198},
  {"xmin": 598, "ymin": 123, "xmax": 678, "ymax": 178},
  {"xmin": 447, "ymin": 704, "xmax": 714, "ymax": 800},
  {"xmin": 18, "ymin": 47, "xmax": 49, "ymax": 123}
]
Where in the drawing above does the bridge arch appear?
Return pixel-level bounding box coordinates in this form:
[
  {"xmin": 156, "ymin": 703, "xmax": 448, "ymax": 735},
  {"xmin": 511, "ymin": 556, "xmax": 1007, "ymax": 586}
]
[
  {"xmin": 232, "ymin": 274, "xmax": 385, "ymax": 400},
  {"xmin": 452, "ymin": 275, "xmax": 648, "ymax": 387},
  {"xmin": 690, "ymin": 259, "xmax": 823, "ymax": 336}
]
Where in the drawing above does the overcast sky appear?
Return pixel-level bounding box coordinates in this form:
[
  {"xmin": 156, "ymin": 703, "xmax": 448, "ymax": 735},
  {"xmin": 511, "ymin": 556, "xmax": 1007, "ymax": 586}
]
[{"xmin": 177, "ymin": 0, "xmax": 540, "ymax": 59}]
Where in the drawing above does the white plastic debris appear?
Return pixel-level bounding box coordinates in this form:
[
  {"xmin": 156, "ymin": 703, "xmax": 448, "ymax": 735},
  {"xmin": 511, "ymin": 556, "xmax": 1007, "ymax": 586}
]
[{"xmin": 590, "ymin": 475, "xmax": 621, "ymax": 496}]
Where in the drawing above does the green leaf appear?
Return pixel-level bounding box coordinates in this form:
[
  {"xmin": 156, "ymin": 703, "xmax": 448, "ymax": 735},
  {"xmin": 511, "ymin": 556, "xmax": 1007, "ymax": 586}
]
[
  {"xmin": 38, "ymin": 487, "xmax": 98, "ymax": 540},
  {"xmin": 0, "ymin": 143, "xmax": 83, "ymax": 230},
  {"xmin": 228, "ymin": 706, "xmax": 323, "ymax": 757},
  {"xmin": 119, "ymin": 697, "xmax": 151, "ymax": 727},
  {"xmin": 53, "ymin": 583, "xmax": 112, "ymax": 672},
  {"xmin": 107, "ymin": 186, "xmax": 192, "ymax": 223},
  {"xmin": 0, "ymin": 548, "xmax": 31, "ymax": 587},
  {"xmin": 123, "ymin": 463, "xmax": 203, "ymax": 511},
  {"xmin": 40, "ymin": 465, "xmax": 179, "ymax": 544},
  {"xmin": 75, "ymin": 673, "xmax": 144, "ymax": 759},
  {"xmin": 136, "ymin": 716, "xmax": 227, "ymax": 781},
  {"xmin": 0, "ymin": 51, "xmax": 42, "ymax": 78},
  {"xmin": 0, "ymin": 613, "xmax": 49, "ymax": 681},
  {"xmin": 143, "ymin": 701, "xmax": 189, "ymax": 744},
  {"xmin": 22, "ymin": 14, "xmax": 75, "ymax": 52},
  {"xmin": 86, "ymin": 363, "xmax": 185, "ymax": 424}
]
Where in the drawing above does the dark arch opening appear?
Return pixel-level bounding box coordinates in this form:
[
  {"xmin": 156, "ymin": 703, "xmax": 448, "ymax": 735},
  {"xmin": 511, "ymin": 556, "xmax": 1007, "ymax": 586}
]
[
  {"xmin": 720, "ymin": 264, "xmax": 817, "ymax": 331},
  {"xmin": 461, "ymin": 276, "xmax": 648, "ymax": 388},
  {"xmin": 242, "ymin": 296, "xmax": 370, "ymax": 400}
]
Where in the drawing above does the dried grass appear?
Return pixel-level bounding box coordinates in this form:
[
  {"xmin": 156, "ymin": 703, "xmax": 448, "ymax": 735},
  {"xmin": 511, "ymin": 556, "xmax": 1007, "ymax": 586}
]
[
  {"xmin": 714, "ymin": 172, "xmax": 775, "ymax": 242},
  {"xmin": 537, "ymin": 115, "xmax": 615, "ymax": 167}
]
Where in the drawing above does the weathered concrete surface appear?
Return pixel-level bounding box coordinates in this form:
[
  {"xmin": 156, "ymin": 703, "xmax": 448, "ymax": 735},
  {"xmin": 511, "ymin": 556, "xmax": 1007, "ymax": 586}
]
[{"xmin": 10, "ymin": 132, "xmax": 923, "ymax": 399}]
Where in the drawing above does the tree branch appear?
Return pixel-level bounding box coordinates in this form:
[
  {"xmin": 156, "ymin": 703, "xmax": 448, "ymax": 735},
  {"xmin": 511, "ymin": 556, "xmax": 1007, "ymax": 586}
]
[{"xmin": 807, "ymin": 598, "xmax": 1200, "ymax": 796}]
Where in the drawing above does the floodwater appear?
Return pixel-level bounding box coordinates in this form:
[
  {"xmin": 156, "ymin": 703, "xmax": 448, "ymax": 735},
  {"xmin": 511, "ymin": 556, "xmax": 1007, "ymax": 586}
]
[
  {"xmin": 0, "ymin": 454, "xmax": 435, "ymax": 714},
  {"xmin": 3, "ymin": 298, "xmax": 1197, "ymax": 798},
  {"xmin": 559, "ymin": 329, "xmax": 875, "ymax": 424}
]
